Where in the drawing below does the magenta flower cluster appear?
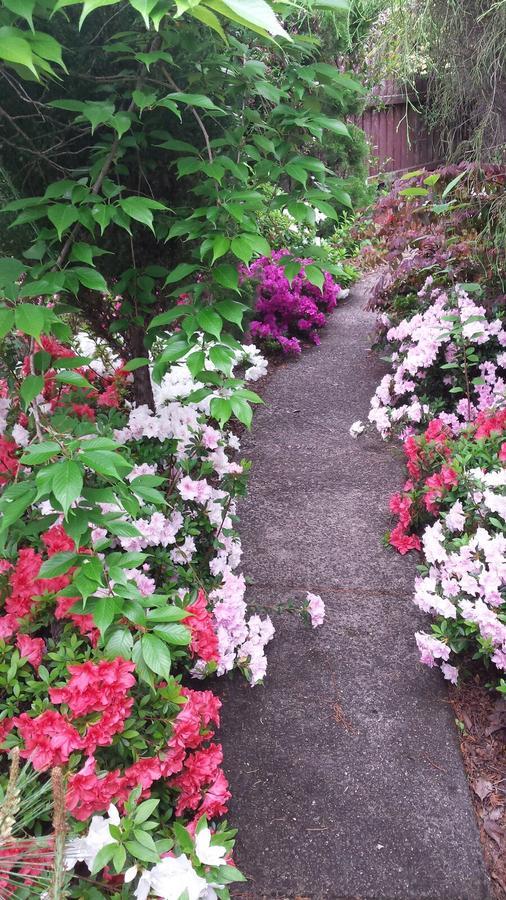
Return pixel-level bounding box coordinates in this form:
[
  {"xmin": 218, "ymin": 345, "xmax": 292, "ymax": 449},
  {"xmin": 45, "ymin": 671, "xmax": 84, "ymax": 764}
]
[{"xmin": 243, "ymin": 250, "xmax": 342, "ymax": 355}]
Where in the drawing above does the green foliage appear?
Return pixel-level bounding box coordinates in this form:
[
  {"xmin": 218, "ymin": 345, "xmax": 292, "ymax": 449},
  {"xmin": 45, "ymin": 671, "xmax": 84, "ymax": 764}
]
[{"xmin": 0, "ymin": 0, "xmax": 365, "ymax": 415}]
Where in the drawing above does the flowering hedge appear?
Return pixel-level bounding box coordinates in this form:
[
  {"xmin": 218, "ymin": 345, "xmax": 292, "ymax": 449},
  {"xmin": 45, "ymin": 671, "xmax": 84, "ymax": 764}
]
[
  {"xmin": 361, "ymin": 278, "xmax": 506, "ymax": 692},
  {"xmin": 0, "ymin": 311, "xmax": 279, "ymax": 897},
  {"xmin": 354, "ymin": 168, "xmax": 506, "ymax": 694},
  {"xmin": 242, "ymin": 251, "xmax": 346, "ymax": 355}
]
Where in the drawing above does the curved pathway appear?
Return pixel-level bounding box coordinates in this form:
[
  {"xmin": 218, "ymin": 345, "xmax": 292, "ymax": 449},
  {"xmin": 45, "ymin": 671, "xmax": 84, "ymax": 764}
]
[{"xmin": 217, "ymin": 277, "xmax": 490, "ymax": 899}]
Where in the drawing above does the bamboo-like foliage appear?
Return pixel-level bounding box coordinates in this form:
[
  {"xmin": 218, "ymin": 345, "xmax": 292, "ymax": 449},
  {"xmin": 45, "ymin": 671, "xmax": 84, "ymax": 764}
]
[{"xmin": 0, "ymin": 752, "xmax": 69, "ymax": 899}]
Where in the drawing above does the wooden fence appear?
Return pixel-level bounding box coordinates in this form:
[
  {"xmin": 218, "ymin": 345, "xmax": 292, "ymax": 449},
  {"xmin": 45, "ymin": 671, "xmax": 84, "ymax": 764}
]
[{"xmin": 353, "ymin": 79, "xmax": 441, "ymax": 177}]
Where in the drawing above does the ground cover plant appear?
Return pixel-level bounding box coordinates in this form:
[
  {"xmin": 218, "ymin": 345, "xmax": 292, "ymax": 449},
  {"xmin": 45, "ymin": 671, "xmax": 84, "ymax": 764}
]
[{"xmin": 0, "ymin": 0, "xmax": 354, "ymax": 894}]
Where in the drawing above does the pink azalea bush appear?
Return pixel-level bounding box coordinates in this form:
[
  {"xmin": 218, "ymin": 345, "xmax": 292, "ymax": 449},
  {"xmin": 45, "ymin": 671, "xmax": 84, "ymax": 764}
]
[
  {"xmin": 242, "ymin": 250, "xmax": 345, "ymax": 355},
  {"xmin": 363, "ymin": 280, "xmax": 506, "ymax": 693},
  {"xmin": 0, "ymin": 323, "xmax": 279, "ymax": 897}
]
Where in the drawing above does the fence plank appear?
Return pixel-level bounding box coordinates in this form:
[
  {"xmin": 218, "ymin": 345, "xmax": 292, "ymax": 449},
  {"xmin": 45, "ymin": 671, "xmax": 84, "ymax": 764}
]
[{"xmin": 351, "ymin": 79, "xmax": 440, "ymax": 176}]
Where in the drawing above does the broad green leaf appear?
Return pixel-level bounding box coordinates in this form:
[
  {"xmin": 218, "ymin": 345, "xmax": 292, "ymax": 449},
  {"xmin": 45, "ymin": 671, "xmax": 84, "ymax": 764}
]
[
  {"xmin": 0, "ymin": 308, "xmax": 15, "ymax": 340},
  {"xmin": 122, "ymin": 357, "xmax": 150, "ymax": 371},
  {"xmin": 80, "ymin": 450, "xmax": 132, "ymax": 479},
  {"xmin": 164, "ymin": 92, "xmax": 222, "ymax": 111},
  {"xmin": 230, "ymin": 236, "xmax": 253, "ymax": 265},
  {"xmin": 209, "ymin": 344, "xmax": 235, "ymax": 373},
  {"xmin": 79, "ymin": 0, "xmax": 118, "ymax": 29},
  {"xmin": 3, "ymin": 0, "xmax": 36, "ymax": 31},
  {"xmin": 153, "ymin": 623, "xmax": 191, "ymax": 645},
  {"xmin": 71, "ymin": 267, "xmax": 108, "ymax": 293},
  {"xmin": 141, "ymin": 633, "xmax": 172, "ymax": 677},
  {"xmin": 48, "ymin": 204, "xmax": 80, "ymax": 240},
  {"xmin": 304, "ymin": 264, "xmax": 324, "ymax": 291},
  {"xmin": 399, "ymin": 187, "xmax": 429, "ymax": 198},
  {"xmin": 230, "ymin": 395, "xmax": 252, "ymax": 428},
  {"xmin": 442, "ymin": 170, "xmax": 467, "ymax": 199},
  {"xmin": 216, "ymin": 299, "xmax": 247, "ymax": 327},
  {"xmin": 196, "ymin": 308, "xmax": 222, "ymax": 339},
  {"xmin": 213, "ymin": 264, "xmax": 239, "ymax": 291},
  {"xmin": 54, "ymin": 370, "xmax": 94, "ymax": 390},
  {"xmin": 211, "ymin": 235, "xmax": 230, "ymax": 263},
  {"xmin": 105, "ymin": 627, "xmax": 134, "ymax": 660},
  {"xmin": 205, "ymin": 0, "xmax": 289, "ymax": 39},
  {"xmin": 52, "ymin": 460, "xmax": 83, "ymax": 516},
  {"xmin": 38, "ymin": 552, "xmax": 80, "ymax": 578},
  {"xmin": 313, "ymin": 0, "xmax": 349, "ymax": 9},
  {"xmin": 148, "ymin": 306, "xmax": 191, "ymax": 331},
  {"xmin": 0, "ymin": 27, "xmax": 37, "ymax": 76},
  {"xmin": 20, "ymin": 374, "xmax": 43, "ymax": 409},
  {"xmin": 210, "ymin": 396, "xmax": 232, "ymax": 426},
  {"xmin": 15, "ymin": 304, "xmax": 46, "ymax": 339},
  {"xmin": 21, "ymin": 441, "xmax": 60, "ymax": 465},
  {"xmin": 188, "ymin": 6, "xmax": 227, "ymax": 39},
  {"xmin": 164, "ymin": 263, "xmax": 199, "ymax": 285}
]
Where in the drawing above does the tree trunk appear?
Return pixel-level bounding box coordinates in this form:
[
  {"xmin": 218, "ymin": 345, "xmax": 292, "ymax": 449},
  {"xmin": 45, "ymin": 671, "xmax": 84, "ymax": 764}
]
[{"xmin": 129, "ymin": 325, "xmax": 155, "ymax": 411}]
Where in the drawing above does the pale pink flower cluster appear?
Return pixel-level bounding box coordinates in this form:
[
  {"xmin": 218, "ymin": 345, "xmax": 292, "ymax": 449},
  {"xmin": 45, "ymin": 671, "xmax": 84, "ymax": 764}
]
[
  {"xmin": 369, "ymin": 288, "xmax": 506, "ymax": 437},
  {"xmin": 306, "ymin": 592, "xmax": 325, "ymax": 627},
  {"xmin": 414, "ymin": 468, "xmax": 506, "ymax": 676},
  {"xmin": 210, "ymin": 569, "xmax": 274, "ymax": 685}
]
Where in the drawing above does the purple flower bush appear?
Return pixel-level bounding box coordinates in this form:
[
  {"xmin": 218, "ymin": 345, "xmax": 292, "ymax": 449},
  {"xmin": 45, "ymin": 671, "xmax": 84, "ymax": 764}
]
[{"xmin": 242, "ymin": 250, "xmax": 344, "ymax": 355}]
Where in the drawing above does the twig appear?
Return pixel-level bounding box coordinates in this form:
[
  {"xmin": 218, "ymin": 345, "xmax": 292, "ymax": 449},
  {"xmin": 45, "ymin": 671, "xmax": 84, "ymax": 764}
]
[{"xmin": 161, "ymin": 65, "xmax": 214, "ymax": 163}]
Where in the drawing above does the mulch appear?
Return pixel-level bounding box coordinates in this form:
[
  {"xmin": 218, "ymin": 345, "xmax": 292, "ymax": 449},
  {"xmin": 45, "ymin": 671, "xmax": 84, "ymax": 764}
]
[{"xmin": 449, "ymin": 679, "xmax": 506, "ymax": 898}]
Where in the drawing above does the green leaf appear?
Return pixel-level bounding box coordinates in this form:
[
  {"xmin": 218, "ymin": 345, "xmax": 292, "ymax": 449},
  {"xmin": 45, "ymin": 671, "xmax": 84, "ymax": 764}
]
[
  {"xmin": 312, "ymin": 115, "xmax": 349, "ymax": 137},
  {"xmin": 80, "ymin": 450, "xmax": 132, "ymax": 479},
  {"xmin": 164, "ymin": 92, "xmax": 222, "ymax": 111},
  {"xmin": 20, "ymin": 374, "xmax": 43, "ymax": 409},
  {"xmin": 0, "ymin": 487, "xmax": 36, "ymax": 533},
  {"xmin": 38, "ymin": 552, "xmax": 80, "ymax": 579},
  {"xmin": 105, "ymin": 627, "xmax": 134, "ymax": 660},
  {"xmin": 88, "ymin": 840, "xmax": 117, "ymax": 875},
  {"xmin": 93, "ymin": 597, "xmax": 116, "ymax": 636},
  {"xmin": 313, "ymin": 0, "xmax": 349, "ymax": 9},
  {"xmin": 0, "ymin": 27, "xmax": 37, "ymax": 76},
  {"xmin": 141, "ymin": 633, "xmax": 172, "ymax": 677},
  {"xmin": 211, "ymin": 235, "xmax": 230, "ymax": 263},
  {"xmin": 164, "ymin": 263, "xmax": 199, "ymax": 286},
  {"xmin": 304, "ymin": 264, "xmax": 324, "ymax": 291},
  {"xmin": 79, "ymin": 0, "xmax": 118, "ymax": 29},
  {"xmin": 442, "ymin": 170, "xmax": 467, "ymax": 199},
  {"xmin": 0, "ymin": 258, "xmax": 25, "ymax": 289},
  {"xmin": 122, "ymin": 357, "xmax": 150, "ymax": 372},
  {"xmin": 186, "ymin": 350, "xmax": 205, "ymax": 378},
  {"xmin": 148, "ymin": 306, "xmax": 191, "ymax": 331},
  {"xmin": 119, "ymin": 197, "xmax": 166, "ymax": 232},
  {"xmin": 0, "ymin": 308, "xmax": 14, "ymax": 340},
  {"xmin": 153, "ymin": 623, "xmax": 191, "ymax": 645},
  {"xmin": 52, "ymin": 460, "xmax": 83, "ymax": 516},
  {"xmin": 213, "ymin": 264, "xmax": 239, "ymax": 292},
  {"xmin": 216, "ymin": 299, "xmax": 247, "ymax": 327},
  {"xmin": 47, "ymin": 204, "xmax": 80, "ymax": 241},
  {"xmin": 54, "ymin": 370, "xmax": 95, "ymax": 390},
  {"xmin": 230, "ymin": 236, "xmax": 253, "ymax": 265},
  {"xmin": 2, "ymin": 0, "xmax": 36, "ymax": 31},
  {"xmin": 210, "ymin": 396, "xmax": 232, "ymax": 426},
  {"xmin": 196, "ymin": 308, "xmax": 222, "ymax": 339},
  {"xmin": 71, "ymin": 267, "xmax": 108, "ymax": 293},
  {"xmin": 15, "ymin": 304, "xmax": 46, "ymax": 340},
  {"xmin": 399, "ymin": 187, "xmax": 429, "ymax": 198},
  {"xmin": 188, "ymin": 5, "xmax": 227, "ymax": 37},
  {"xmin": 21, "ymin": 441, "xmax": 60, "ymax": 465},
  {"xmin": 205, "ymin": 0, "xmax": 289, "ymax": 39},
  {"xmin": 230, "ymin": 395, "xmax": 252, "ymax": 428},
  {"xmin": 134, "ymin": 799, "xmax": 160, "ymax": 825}
]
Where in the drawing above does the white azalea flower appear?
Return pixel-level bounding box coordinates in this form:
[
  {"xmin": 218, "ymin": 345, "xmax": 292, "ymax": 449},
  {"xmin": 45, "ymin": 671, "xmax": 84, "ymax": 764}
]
[
  {"xmin": 65, "ymin": 804, "xmax": 119, "ymax": 871},
  {"xmin": 133, "ymin": 854, "xmax": 208, "ymax": 900},
  {"xmin": 349, "ymin": 420, "xmax": 365, "ymax": 438},
  {"xmin": 195, "ymin": 827, "xmax": 227, "ymax": 867}
]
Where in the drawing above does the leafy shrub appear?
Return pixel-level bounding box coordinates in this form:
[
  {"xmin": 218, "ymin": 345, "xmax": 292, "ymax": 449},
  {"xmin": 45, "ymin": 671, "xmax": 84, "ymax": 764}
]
[{"xmin": 364, "ymin": 164, "xmax": 506, "ymax": 327}]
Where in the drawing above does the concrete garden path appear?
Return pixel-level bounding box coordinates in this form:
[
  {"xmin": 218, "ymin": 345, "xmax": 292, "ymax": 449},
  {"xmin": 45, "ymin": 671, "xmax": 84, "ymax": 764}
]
[{"xmin": 217, "ymin": 276, "xmax": 490, "ymax": 899}]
